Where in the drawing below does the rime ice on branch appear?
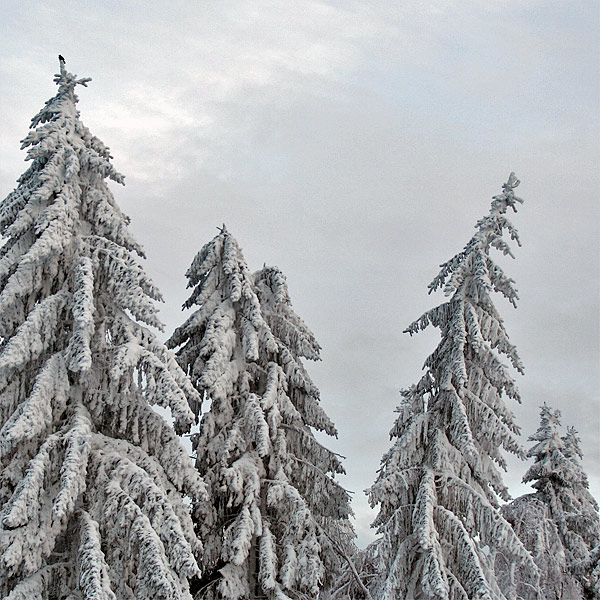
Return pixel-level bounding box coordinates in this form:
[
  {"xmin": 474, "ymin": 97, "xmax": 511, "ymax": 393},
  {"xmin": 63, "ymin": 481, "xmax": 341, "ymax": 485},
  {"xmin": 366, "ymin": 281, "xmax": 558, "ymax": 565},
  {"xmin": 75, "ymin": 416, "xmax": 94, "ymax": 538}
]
[
  {"xmin": 368, "ymin": 174, "xmax": 538, "ymax": 600},
  {"xmin": 168, "ymin": 227, "xmax": 354, "ymax": 600},
  {"xmin": 0, "ymin": 61, "xmax": 205, "ymax": 599},
  {"xmin": 320, "ymin": 538, "xmax": 380, "ymax": 599}
]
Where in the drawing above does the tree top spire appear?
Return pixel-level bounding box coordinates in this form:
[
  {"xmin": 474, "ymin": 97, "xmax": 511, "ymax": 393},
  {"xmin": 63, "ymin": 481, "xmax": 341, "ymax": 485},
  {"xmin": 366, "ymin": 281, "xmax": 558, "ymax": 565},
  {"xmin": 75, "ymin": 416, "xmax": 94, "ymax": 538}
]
[
  {"xmin": 53, "ymin": 56, "xmax": 92, "ymax": 100},
  {"xmin": 504, "ymin": 171, "xmax": 520, "ymax": 192}
]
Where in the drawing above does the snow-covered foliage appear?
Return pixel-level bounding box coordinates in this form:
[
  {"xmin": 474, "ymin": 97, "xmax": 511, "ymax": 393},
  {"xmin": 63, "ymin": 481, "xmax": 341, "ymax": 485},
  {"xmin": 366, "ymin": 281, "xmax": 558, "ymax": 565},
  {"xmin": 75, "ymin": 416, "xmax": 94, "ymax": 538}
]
[
  {"xmin": 168, "ymin": 228, "xmax": 353, "ymax": 599},
  {"xmin": 320, "ymin": 538, "xmax": 382, "ymax": 599},
  {"xmin": 501, "ymin": 404, "xmax": 600, "ymax": 599},
  {"xmin": 499, "ymin": 494, "xmax": 583, "ymax": 600},
  {"xmin": 368, "ymin": 174, "xmax": 538, "ymax": 599},
  {"xmin": 0, "ymin": 61, "xmax": 206, "ymax": 599}
]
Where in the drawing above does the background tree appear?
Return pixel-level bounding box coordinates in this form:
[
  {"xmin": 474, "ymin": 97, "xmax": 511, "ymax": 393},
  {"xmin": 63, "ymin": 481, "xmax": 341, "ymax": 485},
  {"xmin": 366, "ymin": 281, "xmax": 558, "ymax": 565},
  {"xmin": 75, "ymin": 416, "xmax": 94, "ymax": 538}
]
[
  {"xmin": 0, "ymin": 61, "xmax": 205, "ymax": 599},
  {"xmin": 368, "ymin": 174, "xmax": 538, "ymax": 600},
  {"xmin": 501, "ymin": 404, "xmax": 600, "ymax": 599},
  {"xmin": 319, "ymin": 538, "xmax": 381, "ymax": 600},
  {"xmin": 168, "ymin": 228, "xmax": 353, "ymax": 600}
]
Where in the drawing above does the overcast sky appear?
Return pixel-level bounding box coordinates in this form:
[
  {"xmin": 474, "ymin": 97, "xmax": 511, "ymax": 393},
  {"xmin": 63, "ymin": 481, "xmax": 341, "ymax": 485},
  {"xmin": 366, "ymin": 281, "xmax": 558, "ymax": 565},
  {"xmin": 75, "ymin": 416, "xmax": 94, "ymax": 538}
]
[{"xmin": 1, "ymin": 0, "xmax": 598, "ymax": 546}]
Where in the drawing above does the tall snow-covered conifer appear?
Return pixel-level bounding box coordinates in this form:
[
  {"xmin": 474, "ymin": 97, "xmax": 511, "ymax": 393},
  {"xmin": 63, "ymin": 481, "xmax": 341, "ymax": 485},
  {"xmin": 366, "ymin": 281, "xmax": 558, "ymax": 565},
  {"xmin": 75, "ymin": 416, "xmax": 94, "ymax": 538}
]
[
  {"xmin": 502, "ymin": 404, "xmax": 600, "ymax": 599},
  {"xmin": 167, "ymin": 228, "xmax": 353, "ymax": 599},
  {"xmin": 0, "ymin": 61, "xmax": 206, "ymax": 599},
  {"xmin": 524, "ymin": 406, "xmax": 600, "ymax": 571},
  {"xmin": 368, "ymin": 174, "xmax": 538, "ymax": 600}
]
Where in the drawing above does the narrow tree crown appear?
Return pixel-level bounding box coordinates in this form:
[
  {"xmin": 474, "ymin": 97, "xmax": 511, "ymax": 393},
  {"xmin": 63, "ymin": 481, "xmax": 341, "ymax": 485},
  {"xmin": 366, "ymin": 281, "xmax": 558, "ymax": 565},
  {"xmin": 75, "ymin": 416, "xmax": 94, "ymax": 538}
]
[{"xmin": 368, "ymin": 174, "xmax": 537, "ymax": 600}]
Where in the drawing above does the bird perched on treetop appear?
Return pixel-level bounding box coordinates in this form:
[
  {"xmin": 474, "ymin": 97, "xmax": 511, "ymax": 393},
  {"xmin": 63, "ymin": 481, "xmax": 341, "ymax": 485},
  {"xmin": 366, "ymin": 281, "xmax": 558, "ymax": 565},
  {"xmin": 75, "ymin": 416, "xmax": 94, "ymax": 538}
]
[{"xmin": 58, "ymin": 54, "xmax": 65, "ymax": 63}]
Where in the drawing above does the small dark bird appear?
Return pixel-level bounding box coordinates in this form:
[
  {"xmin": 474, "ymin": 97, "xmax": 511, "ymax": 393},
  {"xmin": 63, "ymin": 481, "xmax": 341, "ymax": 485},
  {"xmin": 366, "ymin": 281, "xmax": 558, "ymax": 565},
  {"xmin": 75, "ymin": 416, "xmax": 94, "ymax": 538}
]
[{"xmin": 58, "ymin": 54, "xmax": 65, "ymax": 63}]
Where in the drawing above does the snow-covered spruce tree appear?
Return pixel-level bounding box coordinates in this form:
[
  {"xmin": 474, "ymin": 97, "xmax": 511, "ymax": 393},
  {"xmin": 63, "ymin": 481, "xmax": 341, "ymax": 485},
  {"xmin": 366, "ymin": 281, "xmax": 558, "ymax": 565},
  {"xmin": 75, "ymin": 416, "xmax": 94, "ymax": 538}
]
[
  {"xmin": 167, "ymin": 228, "xmax": 353, "ymax": 599},
  {"xmin": 0, "ymin": 61, "xmax": 206, "ymax": 599},
  {"xmin": 498, "ymin": 406, "xmax": 582, "ymax": 599},
  {"xmin": 368, "ymin": 173, "xmax": 538, "ymax": 600},
  {"xmin": 560, "ymin": 423, "xmax": 600, "ymax": 594},
  {"xmin": 501, "ymin": 404, "xmax": 600, "ymax": 599}
]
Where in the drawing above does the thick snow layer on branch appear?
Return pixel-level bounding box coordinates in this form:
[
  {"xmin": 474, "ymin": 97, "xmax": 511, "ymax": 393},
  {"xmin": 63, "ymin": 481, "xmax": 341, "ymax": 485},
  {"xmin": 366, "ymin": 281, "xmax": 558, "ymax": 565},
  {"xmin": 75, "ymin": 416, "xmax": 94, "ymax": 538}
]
[
  {"xmin": 77, "ymin": 509, "xmax": 117, "ymax": 600},
  {"xmin": 66, "ymin": 256, "xmax": 95, "ymax": 372}
]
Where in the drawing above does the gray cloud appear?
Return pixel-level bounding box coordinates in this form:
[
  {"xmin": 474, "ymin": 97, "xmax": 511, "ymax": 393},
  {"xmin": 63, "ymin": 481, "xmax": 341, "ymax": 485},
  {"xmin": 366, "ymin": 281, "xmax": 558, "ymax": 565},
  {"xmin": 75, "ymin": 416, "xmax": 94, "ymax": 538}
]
[{"xmin": 1, "ymin": 0, "xmax": 598, "ymax": 547}]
